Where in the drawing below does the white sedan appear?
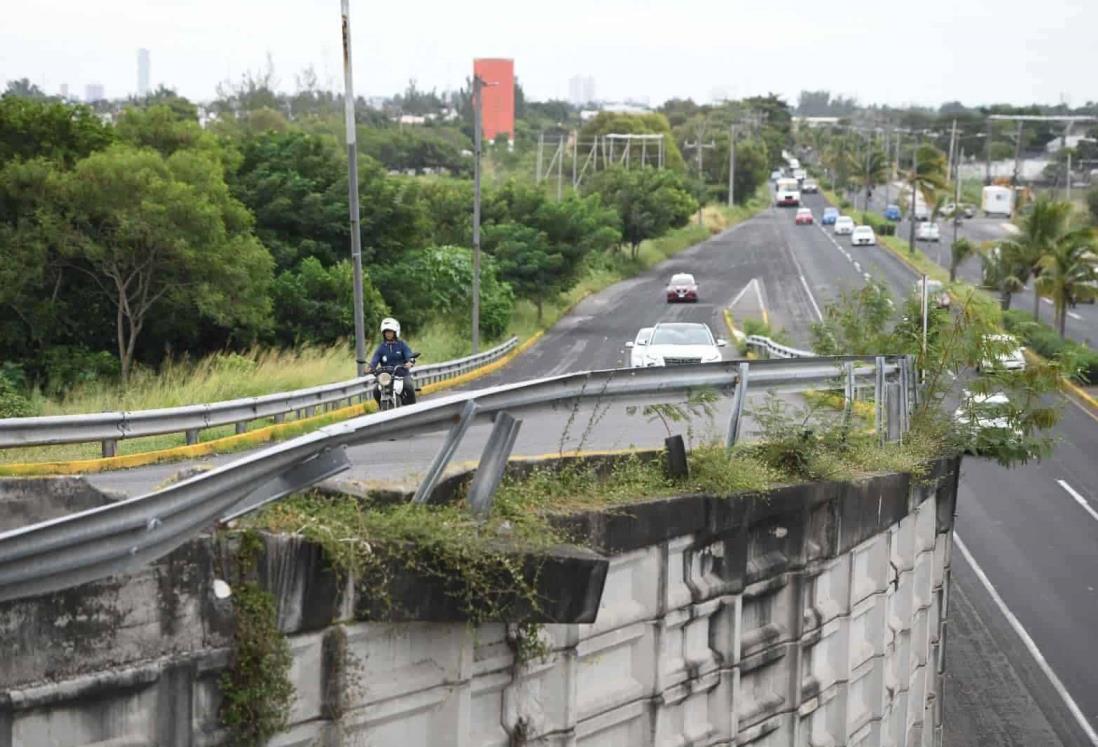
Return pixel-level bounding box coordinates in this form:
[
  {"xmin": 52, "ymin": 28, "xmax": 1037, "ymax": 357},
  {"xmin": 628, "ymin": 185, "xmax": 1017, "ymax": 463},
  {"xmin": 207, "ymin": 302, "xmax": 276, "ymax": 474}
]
[
  {"xmin": 632, "ymin": 322, "xmax": 726, "ymax": 367},
  {"xmin": 978, "ymin": 334, "xmax": 1026, "ymax": 372},
  {"xmin": 916, "ymin": 222, "xmax": 941, "ymax": 242},
  {"xmin": 626, "ymin": 327, "xmax": 653, "ymax": 368},
  {"xmin": 851, "ymin": 225, "xmax": 876, "ymax": 246},
  {"xmin": 833, "ymin": 216, "xmax": 855, "ymax": 235}
]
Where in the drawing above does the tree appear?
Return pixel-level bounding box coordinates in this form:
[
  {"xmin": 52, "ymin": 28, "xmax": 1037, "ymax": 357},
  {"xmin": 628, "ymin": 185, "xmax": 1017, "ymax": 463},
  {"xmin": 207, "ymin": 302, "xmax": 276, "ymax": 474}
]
[
  {"xmin": 1035, "ymin": 231, "xmax": 1097, "ymax": 336},
  {"xmin": 728, "ymin": 138, "xmax": 769, "ymax": 205},
  {"xmin": 855, "ymin": 145, "xmax": 889, "ymax": 211},
  {"xmin": 981, "ymin": 246, "xmax": 1027, "ymax": 310},
  {"xmin": 271, "ymin": 257, "xmax": 388, "ymax": 345},
  {"xmin": 580, "ymin": 112, "xmax": 686, "ymax": 171},
  {"xmin": 585, "ymin": 167, "xmax": 696, "ymax": 259},
  {"xmin": 116, "ymin": 104, "xmax": 219, "ymax": 158},
  {"xmin": 905, "ymin": 144, "xmax": 947, "ymax": 252},
  {"xmin": 484, "ymin": 223, "xmax": 558, "ymax": 320},
  {"xmin": 949, "ymin": 237, "xmax": 976, "ymax": 282},
  {"xmin": 1085, "ymin": 185, "xmax": 1098, "ymax": 225},
  {"xmin": 824, "ymin": 133, "xmax": 857, "ymax": 197},
  {"xmin": 0, "ymin": 97, "xmax": 113, "ymax": 167},
  {"xmin": 999, "ymin": 196, "xmax": 1074, "ymax": 321},
  {"xmin": 57, "ymin": 145, "xmax": 274, "ymax": 384},
  {"xmin": 3, "ymin": 79, "xmax": 47, "ymax": 99}
]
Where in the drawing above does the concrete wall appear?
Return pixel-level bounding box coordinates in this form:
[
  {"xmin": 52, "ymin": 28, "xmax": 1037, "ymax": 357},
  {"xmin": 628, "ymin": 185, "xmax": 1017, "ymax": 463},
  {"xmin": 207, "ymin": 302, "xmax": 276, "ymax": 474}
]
[{"xmin": 0, "ymin": 457, "xmax": 960, "ymax": 747}]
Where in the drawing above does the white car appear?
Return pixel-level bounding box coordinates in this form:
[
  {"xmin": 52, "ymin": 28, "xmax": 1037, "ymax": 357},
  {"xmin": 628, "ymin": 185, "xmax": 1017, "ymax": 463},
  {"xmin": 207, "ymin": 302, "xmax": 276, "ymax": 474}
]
[
  {"xmin": 914, "ymin": 278, "xmax": 951, "ymax": 309},
  {"xmin": 833, "ymin": 216, "xmax": 855, "ymax": 235},
  {"xmin": 635, "ymin": 322, "xmax": 727, "ymax": 367},
  {"xmin": 626, "ymin": 327, "xmax": 653, "ymax": 368},
  {"xmin": 953, "ymin": 391, "xmax": 1021, "ymax": 453},
  {"xmin": 851, "ymin": 226, "xmax": 876, "ymax": 246},
  {"xmin": 916, "ymin": 222, "xmax": 941, "ymax": 242},
  {"xmin": 979, "ymin": 334, "xmax": 1026, "ymax": 372}
]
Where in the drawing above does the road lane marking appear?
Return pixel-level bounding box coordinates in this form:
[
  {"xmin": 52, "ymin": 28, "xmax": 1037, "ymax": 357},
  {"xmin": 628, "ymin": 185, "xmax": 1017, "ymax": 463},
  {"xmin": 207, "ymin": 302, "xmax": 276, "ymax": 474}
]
[
  {"xmin": 753, "ymin": 278, "xmax": 769, "ymax": 327},
  {"xmin": 1057, "ymin": 479, "xmax": 1098, "ymax": 523},
  {"xmin": 953, "ymin": 534, "xmax": 1098, "ymax": 745},
  {"xmin": 1068, "ymin": 310, "xmax": 1083, "ymax": 321}
]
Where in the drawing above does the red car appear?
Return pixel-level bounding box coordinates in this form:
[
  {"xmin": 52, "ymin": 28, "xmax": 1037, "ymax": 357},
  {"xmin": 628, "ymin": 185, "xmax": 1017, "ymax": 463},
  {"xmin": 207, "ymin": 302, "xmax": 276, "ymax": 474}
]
[
  {"xmin": 666, "ymin": 272, "xmax": 698, "ymax": 303},
  {"xmin": 794, "ymin": 208, "xmax": 814, "ymax": 225}
]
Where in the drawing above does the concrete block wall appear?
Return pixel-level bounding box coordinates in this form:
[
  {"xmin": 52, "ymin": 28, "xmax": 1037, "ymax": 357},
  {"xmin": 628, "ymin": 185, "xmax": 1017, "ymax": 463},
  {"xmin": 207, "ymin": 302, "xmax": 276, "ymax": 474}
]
[{"xmin": 0, "ymin": 458, "xmax": 960, "ymax": 746}]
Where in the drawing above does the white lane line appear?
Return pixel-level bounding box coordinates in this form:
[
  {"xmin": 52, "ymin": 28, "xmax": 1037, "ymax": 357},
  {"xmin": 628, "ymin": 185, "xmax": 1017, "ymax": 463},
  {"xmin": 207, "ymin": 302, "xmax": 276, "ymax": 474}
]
[
  {"xmin": 753, "ymin": 278, "xmax": 770, "ymax": 327},
  {"xmin": 1043, "ymin": 297, "xmax": 1054, "ymax": 306},
  {"xmin": 730, "ymin": 281, "xmax": 754, "ymax": 307},
  {"xmin": 1057, "ymin": 479, "xmax": 1098, "ymax": 523},
  {"xmin": 1068, "ymin": 311, "xmax": 1083, "ymax": 321},
  {"xmin": 953, "ymin": 534, "xmax": 1098, "ymax": 745},
  {"xmin": 798, "ymin": 273, "xmax": 823, "ymax": 321}
]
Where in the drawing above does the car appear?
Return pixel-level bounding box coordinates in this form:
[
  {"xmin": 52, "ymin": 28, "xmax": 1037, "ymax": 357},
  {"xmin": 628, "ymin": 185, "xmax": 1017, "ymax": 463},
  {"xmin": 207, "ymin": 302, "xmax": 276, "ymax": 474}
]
[
  {"xmin": 953, "ymin": 391, "xmax": 1021, "ymax": 454},
  {"xmin": 916, "ymin": 222, "xmax": 941, "ymax": 242},
  {"xmin": 770, "ymin": 169, "xmax": 784, "ymax": 182},
  {"xmin": 940, "ymin": 202, "xmax": 977, "ymax": 219},
  {"xmin": 625, "ymin": 327, "xmax": 654, "ymax": 368},
  {"xmin": 821, "ymin": 207, "xmax": 839, "ymax": 225},
  {"xmin": 914, "ymin": 278, "xmax": 951, "ymax": 309},
  {"xmin": 833, "ymin": 216, "xmax": 855, "ymax": 235},
  {"xmin": 963, "ymin": 204, "xmax": 976, "ymax": 219},
  {"xmin": 978, "ymin": 334, "xmax": 1026, "ymax": 372},
  {"xmin": 801, "ymin": 178, "xmax": 819, "ymax": 193},
  {"xmin": 636, "ymin": 322, "xmax": 727, "ymax": 367},
  {"xmin": 794, "ymin": 207, "xmax": 814, "ymax": 225},
  {"xmin": 913, "ymin": 203, "xmax": 930, "ymax": 221},
  {"xmin": 788, "ymin": 158, "xmax": 801, "ymax": 170},
  {"xmin": 851, "ymin": 225, "xmax": 876, "ymax": 246},
  {"xmin": 665, "ymin": 272, "xmax": 698, "ymax": 303},
  {"xmin": 883, "ymin": 204, "xmax": 902, "ymax": 221},
  {"xmin": 792, "ymin": 168, "xmax": 807, "ymax": 182}
]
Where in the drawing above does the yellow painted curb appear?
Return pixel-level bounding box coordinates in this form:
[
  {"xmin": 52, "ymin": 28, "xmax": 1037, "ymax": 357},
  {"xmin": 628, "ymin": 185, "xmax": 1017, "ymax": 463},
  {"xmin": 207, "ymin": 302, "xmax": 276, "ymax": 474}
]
[{"xmin": 1, "ymin": 333, "xmax": 547, "ymax": 478}]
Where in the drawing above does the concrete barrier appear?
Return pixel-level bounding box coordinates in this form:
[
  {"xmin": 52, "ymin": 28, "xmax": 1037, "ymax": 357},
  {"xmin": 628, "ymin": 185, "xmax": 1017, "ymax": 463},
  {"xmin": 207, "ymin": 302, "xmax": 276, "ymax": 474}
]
[{"xmin": 0, "ymin": 456, "xmax": 960, "ymax": 746}]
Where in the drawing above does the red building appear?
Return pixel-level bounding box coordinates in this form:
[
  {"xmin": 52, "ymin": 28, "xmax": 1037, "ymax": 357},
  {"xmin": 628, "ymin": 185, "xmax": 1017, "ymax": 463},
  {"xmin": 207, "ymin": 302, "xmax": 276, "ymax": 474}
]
[{"xmin": 473, "ymin": 58, "xmax": 514, "ymax": 142}]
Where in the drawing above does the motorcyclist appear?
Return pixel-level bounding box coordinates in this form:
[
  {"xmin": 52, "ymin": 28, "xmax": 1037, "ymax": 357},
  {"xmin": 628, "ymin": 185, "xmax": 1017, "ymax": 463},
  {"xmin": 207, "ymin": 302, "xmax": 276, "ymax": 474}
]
[{"xmin": 369, "ymin": 317, "xmax": 417, "ymax": 405}]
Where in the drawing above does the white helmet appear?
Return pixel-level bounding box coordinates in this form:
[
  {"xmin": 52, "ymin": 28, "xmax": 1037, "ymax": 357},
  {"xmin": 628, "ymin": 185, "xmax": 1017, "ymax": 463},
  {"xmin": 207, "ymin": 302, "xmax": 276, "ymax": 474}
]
[{"xmin": 379, "ymin": 317, "xmax": 400, "ymax": 337}]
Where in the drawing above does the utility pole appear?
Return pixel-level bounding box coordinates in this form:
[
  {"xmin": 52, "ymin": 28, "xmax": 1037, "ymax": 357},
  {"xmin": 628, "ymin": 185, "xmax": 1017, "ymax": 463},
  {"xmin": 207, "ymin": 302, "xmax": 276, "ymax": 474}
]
[
  {"xmin": 908, "ymin": 143, "xmax": 919, "ymax": 254},
  {"xmin": 727, "ymin": 124, "xmax": 737, "ymax": 208},
  {"xmin": 684, "ymin": 124, "xmax": 716, "ymax": 226},
  {"xmin": 1066, "ymin": 150, "xmax": 1072, "ymax": 202},
  {"xmin": 1011, "ymin": 120, "xmax": 1024, "ymax": 220},
  {"xmin": 884, "ymin": 127, "xmax": 892, "ymax": 207},
  {"xmin": 947, "ymin": 119, "xmax": 957, "ymax": 183},
  {"xmin": 984, "ymin": 118, "xmax": 993, "ymax": 185},
  {"xmin": 471, "ymin": 74, "xmax": 485, "ymax": 354},
  {"xmin": 340, "ymin": 0, "xmax": 367, "ymax": 377},
  {"xmin": 953, "ymin": 148, "xmax": 963, "ymax": 246}
]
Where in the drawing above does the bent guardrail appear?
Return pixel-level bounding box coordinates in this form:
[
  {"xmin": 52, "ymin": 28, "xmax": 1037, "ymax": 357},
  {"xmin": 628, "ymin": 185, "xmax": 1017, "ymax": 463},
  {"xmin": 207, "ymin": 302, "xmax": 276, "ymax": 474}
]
[
  {"xmin": 0, "ymin": 354, "xmax": 915, "ymax": 604},
  {"xmin": 745, "ymin": 334, "xmax": 815, "ymax": 359},
  {"xmin": 0, "ymin": 337, "xmax": 519, "ymax": 456}
]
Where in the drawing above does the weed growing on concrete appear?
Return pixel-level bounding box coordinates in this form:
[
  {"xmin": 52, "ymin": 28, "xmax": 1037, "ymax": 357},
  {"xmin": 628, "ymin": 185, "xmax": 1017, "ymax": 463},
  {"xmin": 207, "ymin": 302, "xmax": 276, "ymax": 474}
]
[{"xmin": 219, "ymin": 531, "xmax": 295, "ymax": 747}]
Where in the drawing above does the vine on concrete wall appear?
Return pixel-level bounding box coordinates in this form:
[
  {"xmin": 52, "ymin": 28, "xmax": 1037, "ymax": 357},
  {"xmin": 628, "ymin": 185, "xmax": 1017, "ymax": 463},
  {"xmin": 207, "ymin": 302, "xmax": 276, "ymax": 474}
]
[{"xmin": 219, "ymin": 531, "xmax": 295, "ymax": 747}]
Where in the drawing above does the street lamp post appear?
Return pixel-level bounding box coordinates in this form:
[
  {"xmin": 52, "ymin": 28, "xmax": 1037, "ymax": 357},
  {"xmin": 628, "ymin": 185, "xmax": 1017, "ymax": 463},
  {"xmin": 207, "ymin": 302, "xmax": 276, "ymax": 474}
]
[
  {"xmin": 340, "ymin": 0, "xmax": 368, "ymax": 376},
  {"xmin": 471, "ymin": 74, "xmax": 484, "ymax": 354}
]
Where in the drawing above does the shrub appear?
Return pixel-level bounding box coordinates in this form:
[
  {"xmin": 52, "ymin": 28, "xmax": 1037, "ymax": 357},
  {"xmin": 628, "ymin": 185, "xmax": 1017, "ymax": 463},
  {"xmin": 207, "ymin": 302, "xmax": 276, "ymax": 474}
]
[
  {"xmin": 1002, "ymin": 309, "xmax": 1098, "ymax": 384},
  {"xmin": 39, "ymin": 346, "xmax": 120, "ymax": 397},
  {"xmin": 0, "ymin": 378, "xmax": 33, "ymax": 418}
]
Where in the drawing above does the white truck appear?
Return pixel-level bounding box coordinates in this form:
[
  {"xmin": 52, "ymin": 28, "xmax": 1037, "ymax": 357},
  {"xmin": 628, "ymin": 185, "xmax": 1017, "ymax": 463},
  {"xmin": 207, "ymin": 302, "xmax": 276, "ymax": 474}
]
[{"xmin": 982, "ymin": 185, "xmax": 1014, "ymax": 217}]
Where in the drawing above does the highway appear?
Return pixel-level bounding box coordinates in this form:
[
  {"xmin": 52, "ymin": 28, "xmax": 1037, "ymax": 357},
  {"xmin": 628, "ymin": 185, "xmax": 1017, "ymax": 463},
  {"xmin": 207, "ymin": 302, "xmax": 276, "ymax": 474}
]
[{"xmin": 83, "ymin": 191, "xmax": 1098, "ymax": 744}]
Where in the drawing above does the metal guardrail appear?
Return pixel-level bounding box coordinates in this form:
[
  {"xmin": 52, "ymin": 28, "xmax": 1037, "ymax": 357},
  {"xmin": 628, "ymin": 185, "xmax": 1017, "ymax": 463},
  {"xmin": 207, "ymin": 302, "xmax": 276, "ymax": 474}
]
[
  {"xmin": 745, "ymin": 335, "xmax": 815, "ymax": 359},
  {"xmin": 0, "ymin": 337, "xmax": 520, "ymax": 456},
  {"xmin": 0, "ymin": 354, "xmax": 915, "ymax": 604}
]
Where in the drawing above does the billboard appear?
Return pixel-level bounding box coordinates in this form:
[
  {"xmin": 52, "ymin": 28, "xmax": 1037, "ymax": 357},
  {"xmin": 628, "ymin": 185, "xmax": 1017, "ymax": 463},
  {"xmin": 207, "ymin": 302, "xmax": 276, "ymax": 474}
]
[{"xmin": 473, "ymin": 58, "xmax": 514, "ymax": 142}]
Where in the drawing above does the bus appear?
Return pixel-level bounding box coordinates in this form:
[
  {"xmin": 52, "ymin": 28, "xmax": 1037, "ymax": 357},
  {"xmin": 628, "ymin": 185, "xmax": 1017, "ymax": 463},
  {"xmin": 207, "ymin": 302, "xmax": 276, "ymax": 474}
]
[{"xmin": 775, "ymin": 177, "xmax": 801, "ymax": 207}]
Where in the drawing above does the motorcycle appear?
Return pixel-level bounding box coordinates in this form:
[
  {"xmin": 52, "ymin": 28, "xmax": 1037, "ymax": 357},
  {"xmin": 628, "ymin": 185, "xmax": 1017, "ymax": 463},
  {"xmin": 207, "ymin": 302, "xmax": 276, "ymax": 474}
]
[{"xmin": 373, "ymin": 352, "xmax": 420, "ymax": 411}]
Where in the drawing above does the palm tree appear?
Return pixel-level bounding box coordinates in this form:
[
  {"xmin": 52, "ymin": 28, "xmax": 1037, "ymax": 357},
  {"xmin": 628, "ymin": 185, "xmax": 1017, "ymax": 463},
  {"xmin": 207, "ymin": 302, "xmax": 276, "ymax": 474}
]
[
  {"xmin": 905, "ymin": 144, "xmax": 947, "ymax": 252},
  {"xmin": 949, "ymin": 237, "xmax": 975, "ymax": 282},
  {"xmin": 980, "ymin": 245, "xmax": 1027, "ymax": 310},
  {"xmin": 855, "ymin": 147, "xmax": 889, "ymax": 212},
  {"xmin": 998, "ymin": 196, "xmax": 1073, "ymax": 322},
  {"xmin": 1035, "ymin": 231, "xmax": 1097, "ymax": 336},
  {"xmin": 824, "ymin": 133, "xmax": 857, "ymax": 199}
]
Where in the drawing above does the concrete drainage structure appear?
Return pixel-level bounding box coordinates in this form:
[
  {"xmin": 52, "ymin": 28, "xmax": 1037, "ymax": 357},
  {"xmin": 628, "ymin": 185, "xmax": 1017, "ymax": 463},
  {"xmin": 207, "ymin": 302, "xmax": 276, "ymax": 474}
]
[{"xmin": 0, "ymin": 457, "xmax": 959, "ymax": 747}]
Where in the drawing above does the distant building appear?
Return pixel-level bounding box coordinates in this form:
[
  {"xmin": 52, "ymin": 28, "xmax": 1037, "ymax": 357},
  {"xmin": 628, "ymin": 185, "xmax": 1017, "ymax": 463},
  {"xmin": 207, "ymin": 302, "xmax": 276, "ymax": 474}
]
[
  {"xmin": 137, "ymin": 49, "xmax": 150, "ymax": 97},
  {"xmin": 59, "ymin": 83, "xmax": 69, "ymax": 100},
  {"xmin": 568, "ymin": 75, "xmax": 595, "ymax": 106},
  {"xmin": 85, "ymin": 83, "xmax": 105, "ymax": 102},
  {"xmin": 473, "ymin": 58, "xmax": 514, "ymax": 142},
  {"xmin": 397, "ymin": 114, "xmax": 427, "ymax": 126}
]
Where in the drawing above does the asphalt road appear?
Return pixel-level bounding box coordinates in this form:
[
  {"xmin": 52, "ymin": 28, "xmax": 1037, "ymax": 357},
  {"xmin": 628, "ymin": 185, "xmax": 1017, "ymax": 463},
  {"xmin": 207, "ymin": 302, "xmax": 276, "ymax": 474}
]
[{"xmin": 85, "ymin": 192, "xmax": 1098, "ymax": 744}]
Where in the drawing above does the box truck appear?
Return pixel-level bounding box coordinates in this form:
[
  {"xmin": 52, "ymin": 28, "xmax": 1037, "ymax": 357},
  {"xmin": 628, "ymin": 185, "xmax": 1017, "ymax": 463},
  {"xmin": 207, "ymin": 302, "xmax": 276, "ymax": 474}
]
[{"xmin": 982, "ymin": 185, "xmax": 1014, "ymax": 217}]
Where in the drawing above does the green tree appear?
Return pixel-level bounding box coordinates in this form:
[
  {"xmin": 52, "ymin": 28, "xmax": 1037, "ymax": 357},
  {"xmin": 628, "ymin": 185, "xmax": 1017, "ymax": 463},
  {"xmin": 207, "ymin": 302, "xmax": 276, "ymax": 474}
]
[
  {"xmin": 824, "ymin": 133, "xmax": 857, "ymax": 197},
  {"xmin": 999, "ymin": 196, "xmax": 1074, "ymax": 322},
  {"xmin": 1085, "ymin": 185, "xmax": 1098, "ymax": 225},
  {"xmin": 271, "ymin": 257, "xmax": 388, "ymax": 345},
  {"xmin": 949, "ymin": 237, "xmax": 976, "ymax": 282},
  {"xmin": 728, "ymin": 138, "xmax": 769, "ymax": 205},
  {"xmin": 585, "ymin": 167, "xmax": 697, "ymax": 259},
  {"xmin": 0, "ymin": 97, "xmax": 114, "ymax": 167},
  {"xmin": 905, "ymin": 144, "xmax": 948, "ymax": 252},
  {"xmin": 855, "ymin": 145, "xmax": 889, "ymax": 211},
  {"xmin": 580, "ymin": 112, "xmax": 686, "ymax": 171},
  {"xmin": 484, "ymin": 223, "xmax": 558, "ymax": 320},
  {"xmin": 116, "ymin": 104, "xmax": 219, "ymax": 158},
  {"xmin": 57, "ymin": 145, "xmax": 274, "ymax": 384},
  {"xmin": 1035, "ymin": 231, "xmax": 1097, "ymax": 336},
  {"xmin": 981, "ymin": 245, "xmax": 1027, "ymax": 310},
  {"xmin": 3, "ymin": 78, "xmax": 48, "ymax": 99}
]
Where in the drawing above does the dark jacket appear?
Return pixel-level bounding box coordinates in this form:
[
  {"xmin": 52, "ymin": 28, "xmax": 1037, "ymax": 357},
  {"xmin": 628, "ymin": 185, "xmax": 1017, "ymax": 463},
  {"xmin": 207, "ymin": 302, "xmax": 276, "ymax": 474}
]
[{"xmin": 370, "ymin": 339, "xmax": 414, "ymax": 369}]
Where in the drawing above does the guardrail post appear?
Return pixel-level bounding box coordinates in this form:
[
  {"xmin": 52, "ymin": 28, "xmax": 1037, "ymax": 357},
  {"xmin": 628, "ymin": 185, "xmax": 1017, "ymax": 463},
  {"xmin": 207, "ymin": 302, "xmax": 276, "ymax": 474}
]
[
  {"xmin": 874, "ymin": 357, "xmax": 886, "ymax": 446},
  {"xmin": 898, "ymin": 361, "xmax": 910, "ymax": 441},
  {"xmin": 467, "ymin": 412, "xmax": 523, "ymax": 519},
  {"xmin": 412, "ymin": 400, "xmax": 479, "ymax": 505},
  {"xmin": 185, "ymin": 429, "xmax": 200, "ymax": 446},
  {"xmin": 725, "ymin": 362, "xmax": 750, "ymax": 448},
  {"xmin": 274, "ymin": 413, "xmax": 286, "ymax": 424},
  {"xmin": 235, "ymin": 422, "xmax": 247, "ymax": 435},
  {"xmin": 842, "ymin": 362, "xmax": 855, "ymax": 423},
  {"xmin": 887, "ymin": 382, "xmax": 902, "ymax": 443},
  {"xmin": 101, "ymin": 439, "xmax": 117, "ymax": 458}
]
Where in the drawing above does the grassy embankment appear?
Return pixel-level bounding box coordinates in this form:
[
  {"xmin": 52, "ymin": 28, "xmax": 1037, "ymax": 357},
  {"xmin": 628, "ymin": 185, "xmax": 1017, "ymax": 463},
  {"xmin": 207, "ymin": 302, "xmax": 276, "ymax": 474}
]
[{"xmin": 3, "ymin": 188, "xmax": 771, "ymax": 465}]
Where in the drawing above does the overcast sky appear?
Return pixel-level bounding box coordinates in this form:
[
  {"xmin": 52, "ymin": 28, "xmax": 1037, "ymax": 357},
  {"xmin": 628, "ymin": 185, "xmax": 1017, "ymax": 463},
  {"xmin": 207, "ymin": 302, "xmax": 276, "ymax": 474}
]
[{"xmin": 3, "ymin": 0, "xmax": 1094, "ymax": 108}]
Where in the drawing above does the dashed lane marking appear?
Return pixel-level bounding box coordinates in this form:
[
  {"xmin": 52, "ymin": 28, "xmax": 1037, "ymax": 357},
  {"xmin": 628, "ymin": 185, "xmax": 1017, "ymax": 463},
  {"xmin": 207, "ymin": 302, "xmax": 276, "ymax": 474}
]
[{"xmin": 1057, "ymin": 479, "xmax": 1098, "ymax": 524}]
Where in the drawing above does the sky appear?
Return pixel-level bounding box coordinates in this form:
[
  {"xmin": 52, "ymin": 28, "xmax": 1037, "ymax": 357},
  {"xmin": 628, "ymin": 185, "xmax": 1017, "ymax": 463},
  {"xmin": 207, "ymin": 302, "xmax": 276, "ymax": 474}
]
[{"xmin": 3, "ymin": 0, "xmax": 1095, "ymax": 108}]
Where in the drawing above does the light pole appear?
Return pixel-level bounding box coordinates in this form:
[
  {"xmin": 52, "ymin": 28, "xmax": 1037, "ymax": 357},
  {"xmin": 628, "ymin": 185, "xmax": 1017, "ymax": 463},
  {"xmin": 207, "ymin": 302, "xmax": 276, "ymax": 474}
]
[
  {"xmin": 340, "ymin": 0, "xmax": 368, "ymax": 376},
  {"xmin": 471, "ymin": 74, "xmax": 484, "ymax": 354},
  {"xmin": 908, "ymin": 144, "xmax": 919, "ymax": 253},
  {"xmin": 727, "ymin": 124, "xmax": 736, "ymax": 208}
]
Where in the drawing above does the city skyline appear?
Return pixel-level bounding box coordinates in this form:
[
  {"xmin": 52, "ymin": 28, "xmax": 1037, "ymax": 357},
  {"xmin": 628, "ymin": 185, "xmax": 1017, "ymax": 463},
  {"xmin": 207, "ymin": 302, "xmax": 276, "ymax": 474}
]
[{"xmin": 2, "ymin": 0, "xmax": 1095, "ymax": 108}]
